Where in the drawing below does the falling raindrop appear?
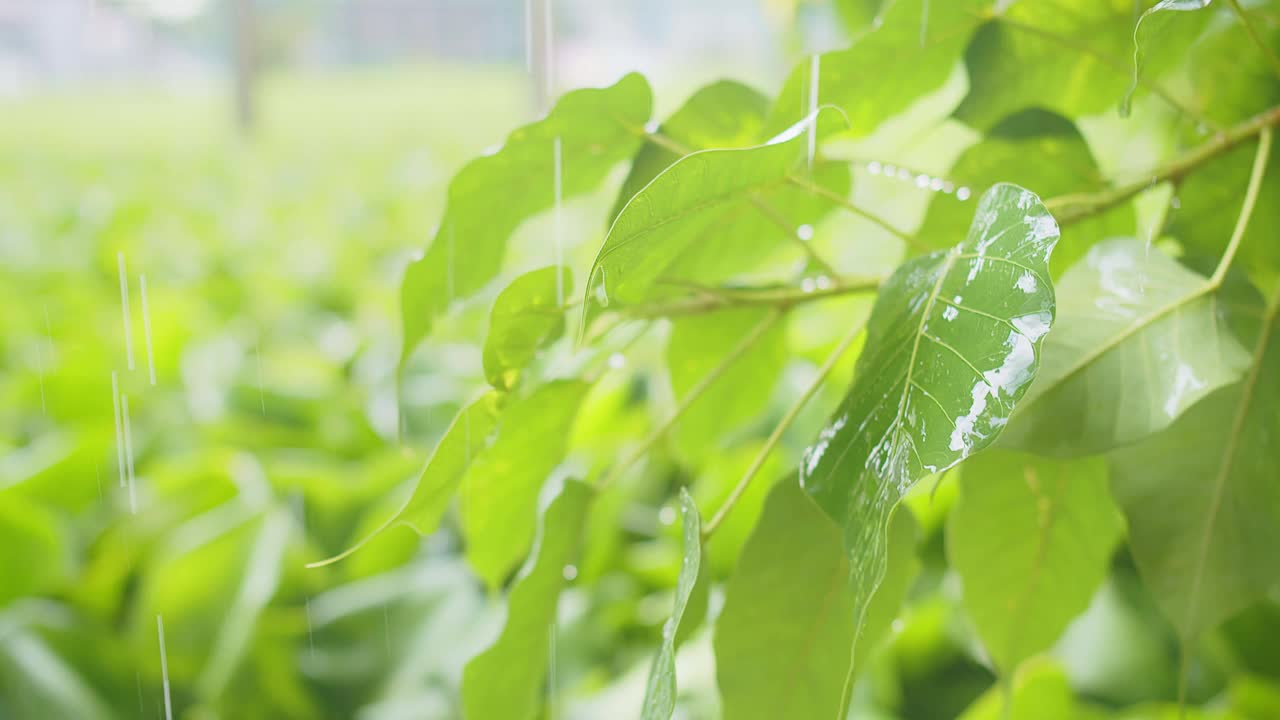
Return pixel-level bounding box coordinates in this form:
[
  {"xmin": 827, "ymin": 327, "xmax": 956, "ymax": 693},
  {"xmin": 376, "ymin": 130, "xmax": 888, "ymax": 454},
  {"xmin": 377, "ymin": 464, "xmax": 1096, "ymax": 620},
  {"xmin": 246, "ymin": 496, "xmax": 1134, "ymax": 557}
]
[
  {"xmin": 524, "ymin": 0, "xmax": 534, "ymax": 70},
  {"xmin": 140, "ymin": 275, "xmax": 156, "ymax": 385},
  {"xmin": 254, "ymin": 343, "xmax": 266, "ymax": 416},
  {"xmin": 112, "ymin": 372, "xmax": 125, "ymax": 487},
  {"xmin": 157, "ymin": 615, "xmax": 173, "ymax": 720},
  {"xmin": 383, "ymin": 603, "xmax": 392, "ymax": 656},
  {"xmin": 304, "ymin": 598, "xmax": 315, "ymax": 660},
  {"xmin": 607, "ymin": 353, "xmax": 626, "ymax": 369},
  {"xmin": 1170, "ymin": 196, "xmax": 1181, "ymax": 209},
  {"xmin": 122, "ymin": 394, "xmax": 137, "ymax": 514},
  {"xmin": 446, "ymin": 224, "xmax": 456, "ymax": 303},
  {"xmin": 553, "ymin": 136, "xmax": 564, "ymax": 307},
  {"xmin": 548, "ymin": 622, "xmax": 559, "ymax": 720},
  {"xmin": 807, "ymin": 54, "xmax": 820, "ymax": 173},
  {"xmin": 796, "ymin": 224, "xmax": 815, "ymax": 241},
  {"xmin": 956, "ymin": 186, "xmax": 972, "ymax": 201},
  {"xmin": 117, "ymin": 251, "xmax": 134, "ymax": 370},
  {"xmin": 562, "ymin": 564, "xmax": 578, "ymax": 581},
  {"xmin": 35, "ymin": 345, "xmax": 45, "ymax": 415},
  {"xmin": 658, "ymin": 505, "xmax": 677, "ymax": 525}
]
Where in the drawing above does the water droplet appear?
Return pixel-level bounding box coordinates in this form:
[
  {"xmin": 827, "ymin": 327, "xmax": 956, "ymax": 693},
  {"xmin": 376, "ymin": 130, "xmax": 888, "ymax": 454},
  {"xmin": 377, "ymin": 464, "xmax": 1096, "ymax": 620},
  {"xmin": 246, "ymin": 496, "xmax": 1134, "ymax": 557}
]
[
  {"xmin": 658, "ymin": 506, "xmax": 677, "ymax": 525},
  {"xmin": 883, "ymin": 164, "xmax": 897, "ymax": 177},
  {"xmin": 644, "ymin": 120, "xmax": 660, "ymax": 134},
  {"xmin": 929, "ymin": 177, "xmax": 944, "ymax": 192},
  {"xmin": 1170, "ymin": 196, "xmax": 1181, "ymax": 209},
  {"xmin": 866, "ymin": 160, "xmax": 882, "ymax": 175},
  {"xmin": 796, "ymin": 224, "xmax": 814, "ymax": 241},
  {"xmin": 915, "ymin": 174, "xmax": 930, "ymax": 189},
  {"xmin": 956, "ymin": 186, "xmax": 972, "ymax": 201},
  {"xmin": 815, "ymin": 275, "xmax": 833, "ymax": 290},
  {"xmin": 607, "ymin": 353, "xmax": 626, "ymax": 369},
  {"xmin": 896, "ymin": 167, "xmax": 911, "ymax": 181},
  {"xmin": 943, "ymin": 305, "xmax": 959, "ymax": 321},
  {"xmin": 942, "ymin": 181, "xmax": 955, "ymax": 194},
  {"xmin": 801, "ymin": 278, "xmax": 817, "ymax": 293},
  {"xmin": 562, "ymin": 564, "xmax": 578, "ymax": 581}
]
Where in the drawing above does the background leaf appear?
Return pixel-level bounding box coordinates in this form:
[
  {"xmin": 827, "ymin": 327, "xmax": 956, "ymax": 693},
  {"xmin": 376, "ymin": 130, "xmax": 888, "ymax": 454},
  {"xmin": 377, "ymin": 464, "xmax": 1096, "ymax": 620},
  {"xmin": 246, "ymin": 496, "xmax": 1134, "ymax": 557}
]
[
  {"xmin": 483, "ymin": 267, "xmax": 572, "ymax": 391},
  {"xmin": 640, "ymin": 489, "xmax": 703, "ymax": 720}
]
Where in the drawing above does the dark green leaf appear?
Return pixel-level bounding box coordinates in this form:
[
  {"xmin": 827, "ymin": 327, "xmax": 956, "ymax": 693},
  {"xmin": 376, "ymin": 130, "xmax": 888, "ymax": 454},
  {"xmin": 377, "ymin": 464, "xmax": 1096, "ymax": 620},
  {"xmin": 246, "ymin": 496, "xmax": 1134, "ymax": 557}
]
[
  {"xmin": 483, "ymin": 266, "xmax": 572, "ymax": 391},
  {"xmin": 1000, "ymin": 238, "xmax": 1250, "ymax": 456},
  {"xmin": 461, "ymin": 480, "xmax": 593, "ymax": 720},
  {"xmin": 640, "ymin": 489, "xmax": 703, "ymax": 720},
  {"xmin": 1109, "ymin": 301, "xmax": 1280, "ymax": 640},
  {"xmin": 462, "ymin": 381, "xmax": 590, "ymax": 588},
  {"xmin": 401, "ymin": 73, "xmax": 651, "ymax": 364},
  {"xmin": 802, "ymin": 183, "xmax": 1060, "ymax": 645},
  {"xmin": 948, "ymin": 451, "xmax": 1122, "ymax": 672}
]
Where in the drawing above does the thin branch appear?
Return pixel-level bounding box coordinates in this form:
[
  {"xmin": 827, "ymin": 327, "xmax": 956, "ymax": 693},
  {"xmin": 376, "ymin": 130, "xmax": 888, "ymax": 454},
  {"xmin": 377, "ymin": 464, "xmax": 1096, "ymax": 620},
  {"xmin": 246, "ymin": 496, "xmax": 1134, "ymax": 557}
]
[
  {"xmin": 596, "ymin": 309, "xmax": 786, "ymax": 490},
  {"xmin": 1225, "ymin": 0, "xmax": 1280, "ymax": 81},
  {"xmin": 785, "ymin": 174, "xmax": 920, "ymax": 249},
  {"xmin": 1046, "ymin": 105, "xmax": 1280, "ymax": 225},
  {"xmin": 702, "ymin": 317, "xmax": 864, "ymax": 539},
  {"xmin": 748, "ymin": 193, "xmax": 840, "ymax": 276},
  {"xmin": 1210, "ymin": 126, "xmax": 1273, "ymax": 286},
  {"xmin": 626, "ymin": 276, "xmax": 883, "ymax": 319}
]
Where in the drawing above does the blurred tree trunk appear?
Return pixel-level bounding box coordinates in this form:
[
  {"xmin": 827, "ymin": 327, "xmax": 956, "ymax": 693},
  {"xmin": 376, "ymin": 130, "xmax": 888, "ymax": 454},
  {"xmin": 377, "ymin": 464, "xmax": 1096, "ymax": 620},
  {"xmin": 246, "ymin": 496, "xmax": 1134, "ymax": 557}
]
[{"xmin": 233, "ymin": 0, "xmax": 257, "ymax": 136}]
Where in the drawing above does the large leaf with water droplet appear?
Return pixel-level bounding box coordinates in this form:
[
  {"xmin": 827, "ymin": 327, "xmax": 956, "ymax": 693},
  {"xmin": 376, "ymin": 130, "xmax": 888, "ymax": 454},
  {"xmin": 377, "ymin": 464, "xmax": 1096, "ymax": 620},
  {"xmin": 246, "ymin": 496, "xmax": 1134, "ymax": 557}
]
[
  {"xmin": 1000, "ymin": 239, "xmax": 1251, "ymax": 456},
  {"xmin": 308, "ymin": 395, "xmax": 500, "ymax": 568},
  {"xmin": 462, "ymin": 381, "xmax": 590, "ymax": 589},
  {"xmin": 667, "ymin": 307, "xmax": 787, "ymax": 465},
  {"xmin": 611, "ymin": 80, "xmax": 769, "ymax": 221},
  {"xmin": 948, "ymin": 451, "xmax": 1122, "ymax": 673},
  {"xmin": 714, "ymin": 477, "xmax": 916, "ymax": 720},
  {"xmin": 582, "ymin": 111, "xmax": 849, "ymax": 327},
  {"xmin": 801, "ymin": 183, "xmax": 1060, "ymax": 644},
  {"xmin": 400, "ymin": 73, "xmax": 651, "ymax": 364},
  {"xmin": 483, "ymin": 267, "xmax": 571, "ymax": 391},
  {"xmin": 1109, "ymin": 301, "xmax": 1280, "ymax": 641},
  {"xmin": 767, "ymin": 0, "xmax": 989, "ymax": 138},
  {"xmin": 956, "ymin": 0, "xmax": 1202, "ymax": 130},
  {"xmin": 640, "ymin": 489, "xmax": 703, "ymax": 720},
  {"xmin": 918, "ymin": 109, "xmax": 1134, "ymax": 276},
  {"xmin": 461, "ymin": 480, "xmax": 592, "ymax": 720}
]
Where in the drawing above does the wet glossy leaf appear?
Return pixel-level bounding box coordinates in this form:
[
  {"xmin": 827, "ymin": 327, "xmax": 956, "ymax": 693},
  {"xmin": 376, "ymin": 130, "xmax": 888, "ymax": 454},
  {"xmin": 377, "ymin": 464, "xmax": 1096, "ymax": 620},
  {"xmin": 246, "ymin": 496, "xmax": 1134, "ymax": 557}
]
[
  {"xmin": 461, "ymin": 480, "xmax": 593, "ymax": 720},
  {"xmin": 957, "ymin": 658, "xmax": 1078, "ymax": 720},
  {"xmin": 611, "ymin": 80, "xmax": 768, "ymax": 221},
  {"xmin": 1122, "ymin": 1, "xmax": 1214, "ymax": 115},
  {"xmin": 918, "ymin": 109, "xmax": 1134, "ymax": 275},
  {"xmin": 483, "ymin": 267, "xmax": 572, "ymax": 391},
  {"xmin": 640, "ymin": 489, "xmax": 702, "ymax": 720},
  {"xmin": 948, "ymin": 451, "xmax": 1122, "ymax": 673},
  {"xmin": 1110, "ymin": 303, "xmax": 1280, "ymax": 640},
  {"xmin": 462, "ymin": 381, "xmax": 590, "ymax": 588},
  {"xmin": 802, "ymin": 183, "xmax": 1060, "ymax": 643},
  {"xmin": 309, "ymin": 395, "xmax": 500, "ymax": 567},
  {"xmin": 583, "ymin": 110, "xmax": 849, "ymax": 326},
  {"xmin": 1000, "ymin": 239, "xmax": 1251, "ymax": 456},
  {"xmin": 768, "ymin": 0, "xmax": 989, "ymax": 137},
  {"xmin": 667, "ymin": 307, "xmax": 787, "ymax": 464},
  {"xmin": 400, "ymin": 73, "xmax": 651, "ymax": 364}
]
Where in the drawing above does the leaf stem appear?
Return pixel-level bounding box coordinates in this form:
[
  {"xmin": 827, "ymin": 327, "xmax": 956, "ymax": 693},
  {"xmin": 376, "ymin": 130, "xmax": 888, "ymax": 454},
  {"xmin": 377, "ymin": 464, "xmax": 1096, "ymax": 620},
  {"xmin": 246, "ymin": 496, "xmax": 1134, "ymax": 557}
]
[
  {"xmin": 702, "ymin": 318, "xmax": 864, "ymax": 539},
  {"xmin": 1046, "ymin": 105, "xmax": 1280, "ymax": 225},
  {"xmin": 785, "ymin": 174, "xmax": 920, "ymax": 249},
  {"xmin": 1225, "ymin": 0, "xmax": 1280, "ymax": 81},
  {"xmin": 1210, "ymin": 126, "xmax": 1273, "ymax": 287},
  {"xmin": 628, "ymin": 276, "xmax": 883, "ymax": 319},
  {"xmin": 596, "ymin": 308, "xmax": 785, "ymax": 490}
]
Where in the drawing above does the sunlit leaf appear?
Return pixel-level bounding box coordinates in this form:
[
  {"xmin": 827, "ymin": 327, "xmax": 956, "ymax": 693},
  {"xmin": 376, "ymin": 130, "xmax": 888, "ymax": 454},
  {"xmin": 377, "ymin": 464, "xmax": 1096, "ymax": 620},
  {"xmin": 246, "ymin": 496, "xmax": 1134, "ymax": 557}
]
[
  {"xmin": 948, "ymin": 450, "xmax": 1122, "ymax": 673},
  {"xmin": 400, "ymin": 73, "xmax": 651, "ymax": 364},
  {"xmin": 957, "ymin": 658, "xmax": 1079, "ymax": 720},
  {"xmin": 1122, "ymin": 0, "xmax": 1214, "ymax": 115},
  {"xmin": 461, "ymin": 480, "xmax": 593, "ymax": 720},
  {"xmin": 1110, "ymin": 301, "xmax": 1280, "ymax": 640},
  {"xmin": 462, "ymin": 381, "xmax": 590, "ymax": 588},
  {"xmin": 1000, "ymin": 238, "xmax": 1251, "ymax": 456},
  {"xmin": 802, "ymin": 183, "xmax": 1060, "ymax": 647},
  {"xmin": 640, "ymin": 489, "xmax": 703, "ymax": 720},
  {"xmin": 483, "ymin": 266, "xmax": 572, "ymax": 391}
]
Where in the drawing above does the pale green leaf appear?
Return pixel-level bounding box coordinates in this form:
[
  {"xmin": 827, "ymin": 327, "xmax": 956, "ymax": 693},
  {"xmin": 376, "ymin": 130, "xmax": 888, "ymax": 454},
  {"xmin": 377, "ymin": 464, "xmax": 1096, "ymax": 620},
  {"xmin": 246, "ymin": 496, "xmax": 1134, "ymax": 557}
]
[
  {"xmin": 0, "ymin": 496, "xmax": 64, "ymax": 606},
  {"xmin": 1109, "ymin": 302, "xmax": 1280, "ymax": 640},
  {"xmin": 1000, "ymin": 238, "xmax": 1251, "ymax": 456},
  {"xmin": 948, "ymin": 450, "xmax": 1122, "ymax": 672},
  {"xmin": 640, "ymin": 489, "xmax": 702, "ymax": 720},
  {"xmin": 462, "ymin": 381, "xmax": 590, "ymax": 588},
  {"xmin": 957, "ymin": 658, "xmax": 1078, "ymax": 720},
  {"xmin": 1122, "ymin": 0, "xmax": 1214, "ymax": 115},
  {"xmin": 483, "ymin": 266, "xmax": 572, "ymax": 391},
  {"xmin": 401, "ymin": 73, "xmax": 651, "ymax": 363},
  {"xmin": 461, "ymin": 479, "xmax": 593, "ymax": 720},
  {"xmin": 667, "ymin": 307, "xmax": 787, "ymax": 465},
  {"xmin": 802, "ymin": 183, "xmax": 1060, "ymax": 645}
]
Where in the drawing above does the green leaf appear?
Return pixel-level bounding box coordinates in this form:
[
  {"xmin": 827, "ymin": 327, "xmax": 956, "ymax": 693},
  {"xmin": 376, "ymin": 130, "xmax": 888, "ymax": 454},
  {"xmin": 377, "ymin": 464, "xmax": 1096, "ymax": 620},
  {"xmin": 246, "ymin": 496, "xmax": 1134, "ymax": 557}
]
[
  {"xmin": 714, "ymin": 477, "xmax": 855, "ymax": 720},
  {"xmin": 918, "ymin": 109, "xmax": 1135, "ymax": 275},
  {"xmin": 667, "ymin": 307, "xmax": 787, "ymax": 464},
  {"xmin": 462, "ymin": 381, "xmax": 590, "ymax": 588},
  {"xmin": 611, "ymin": 80, "xmax": 768, "ymax": 221},
  {"xmin": 582, "ymin": 110, "xmax": 850, "ymax": 326},
  {"xmin": 1187, "ymin": 17, "xmax": 1280, "ymax": 127},
  {"xmin": 999, "ymin": 238, "xmax": 1251, "ymax": 457},
  {"xmin": 767, "ymin": 0, "xmax": 988, "ymax": 138},
  {"xmin": 1109, "ymin": 302, "xmax": 1280, "ymax": 640},
  {"xmin": 483, "ymin": 266, "xmax": 572, "ymax": 391},
  {"xmin": 400, "ymin": 73, "xmax": 651, "ymax": 364},
  {"xmin": 854, "ymin": 504, "xmax": 919, "ymax": 663},
  {"xmin": 0, "ymin": 496, "xmax": 64, "ymax": 606},
  {"xmin": 1122, "ymin": 1, "xmax": 1214, "ymax": 116},
  {"xmin": 948, "ymin": 450, "xmax": 1122, "ymax": 673},
  {"xmin": 461, "ymin": 479, "xmax": 593, "ymax": 720},
  {"xmin": 802, "ymin": 183, "xmax": 1060, "ymax": 645},
  {"xmin": 957, "ymin": 658, "xmax": 1078, "ymax": 720},
  {"xmin": 640, "ymin": 489, "xmax": 703, "ymax": 720},
  {"xmin": 308, "ymin": 395, "xmax": 500, "ymax": 567},
  {"xmin": 956, "ymin": 0, "xmax": 1192, "ymax": 130}
]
